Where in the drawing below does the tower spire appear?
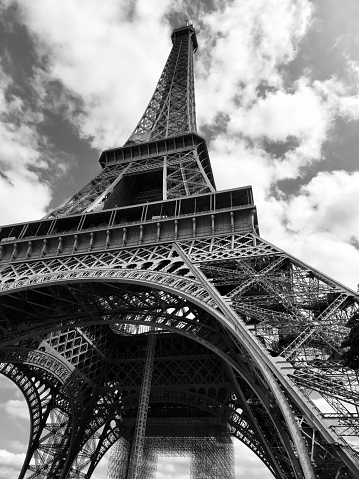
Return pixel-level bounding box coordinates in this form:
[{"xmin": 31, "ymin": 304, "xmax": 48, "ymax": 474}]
[
  {"xmin": 46, "ymin": 24, "xmax": 214, "ymax": 218},
  {"xmin": 125, "ymin": 24, "xmax": 198, "ymax": 146}
]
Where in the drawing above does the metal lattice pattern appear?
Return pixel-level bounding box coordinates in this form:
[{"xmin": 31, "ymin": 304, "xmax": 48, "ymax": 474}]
[
  {"xmin": 1, "ymin": 232, "xmax": 359, "ymax": 477},
  {"xmin": 126, "ymin": 418, "xmax": 234, "ymax": 479},
  {"xmin": 46, "ymin": 164, "xmax": 126, "ymax": 218},
  {"xmin": 127, "ymin": 331, "xmax": 156, "ymax": 479},
  {"xmin": 126, "ymin": 26, "xmax": 197, "ymax": 145},
  {"xmin": 68, "ymin": 387, "xmax": 269, "ymax": 479},
  {"xmin": 166, "ymin": 149, "xmax": 211, "ymax": 198},
  {"xmin": 0, "ymin": 349, "xmax": 84, "ymax": 478},
  {"xmin": 107, "ymin": 438, "xmax": 131, "ymax": 479}
]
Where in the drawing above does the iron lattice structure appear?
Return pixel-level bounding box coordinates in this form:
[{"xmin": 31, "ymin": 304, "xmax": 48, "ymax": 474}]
[{"xmin": 0, "ymin": 24, "xmax": 359, "ymax": 479}]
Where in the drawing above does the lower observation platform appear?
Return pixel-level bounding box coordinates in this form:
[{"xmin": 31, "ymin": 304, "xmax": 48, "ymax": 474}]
[{"xmin": 0, "ymin": 187, "xmax": 258, "ymax": 264}]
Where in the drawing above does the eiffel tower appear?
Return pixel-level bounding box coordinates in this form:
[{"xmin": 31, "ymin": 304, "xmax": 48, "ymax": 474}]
[{"xmin": 0, "ymin": 23, "xmax": 359, "ymax": 479}]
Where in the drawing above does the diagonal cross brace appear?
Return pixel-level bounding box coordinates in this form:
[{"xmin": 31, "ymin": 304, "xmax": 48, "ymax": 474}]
[{"xmin": 281, "ymin": 294, "xmax": 348, "ymax": 360}]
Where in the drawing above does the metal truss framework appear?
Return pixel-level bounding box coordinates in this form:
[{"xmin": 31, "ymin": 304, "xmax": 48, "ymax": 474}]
[
  {"xmin": 107, "ymin": 418, "xmax": 235, "ymax": 479},
  {"xmin": 0, "ymin": 232, "xmax": 359, "ymax": 478},
  {"xmin": 125, "ymin": 24, "xmax": 197, "ymax": 145},
  {"xmin": 0, "ymin": 22, "xmax": 358, "ymax": 479},
  {"xmin": 45, "ymin": 165, "xmax": 127, "ymax": 219}
]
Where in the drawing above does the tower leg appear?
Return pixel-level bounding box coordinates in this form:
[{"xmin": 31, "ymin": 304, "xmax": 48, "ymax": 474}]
[{"xmin": 107, "ymin": 330, "xmax": 156, "ymax": 479}]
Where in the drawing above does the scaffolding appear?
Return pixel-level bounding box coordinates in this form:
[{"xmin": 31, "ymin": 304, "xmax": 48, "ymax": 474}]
[{"xmin": 107, "ymin": 418, "xmax": 234, "ymax": 479}]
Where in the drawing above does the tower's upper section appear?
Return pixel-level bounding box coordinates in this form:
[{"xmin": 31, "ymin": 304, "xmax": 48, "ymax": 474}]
[
  {"xmin": 44, "ymin": 24, "xmax": 218, "ymax": 218},
  {"xmin": 125, "ymin": 24, "xmax": 198, "ymax": 146},
  {"xmin": 0, "ymin": 23, "xmax": 258, "ymax": 251}
]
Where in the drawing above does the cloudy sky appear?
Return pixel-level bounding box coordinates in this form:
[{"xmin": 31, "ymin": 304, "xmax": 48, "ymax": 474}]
[{"xmin": 0, "ymin": 0, "xmax": 359, "ymax": 477}]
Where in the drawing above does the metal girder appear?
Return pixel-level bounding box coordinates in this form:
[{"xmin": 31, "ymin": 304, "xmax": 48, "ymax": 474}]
[
  {"xmin": 126, "ymin": 330, "xmax": 156, "ymax": 479},
  {"xmin": 46, "ymin": 164, "xmax": 127, "ymax": 219},
  {"xmin": 125, "ymin": 26, "xmax": 197, "ymax": 146},
  {"xmin": 1, "ymin": 232, "xmax": 359, "ymax": 477},
  {"xmin": 0, "ymin": 349, "xmax": 84, "ymax": 478}
]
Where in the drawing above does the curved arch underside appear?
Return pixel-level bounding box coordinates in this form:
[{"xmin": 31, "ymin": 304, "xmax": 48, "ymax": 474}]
[{"xmin": 0, "ymin": 237, "xmax": 359, "ymax": 478}]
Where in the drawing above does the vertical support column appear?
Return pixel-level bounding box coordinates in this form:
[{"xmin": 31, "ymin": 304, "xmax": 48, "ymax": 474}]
[
  {"xmin": 163, "ymin": 155, "xmax": 167, "ymax": 200},
  {"xmin": 126, "ymin": 330, "xmax": 156, "ymax": 479}
]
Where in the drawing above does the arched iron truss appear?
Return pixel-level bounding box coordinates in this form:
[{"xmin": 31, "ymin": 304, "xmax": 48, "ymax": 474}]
[
  {"xmin": 67, "ymin": 388, "xmax": 272, "ymax": 479},
  {"xmin": 0, "ymin": 275, "xmax": 291, "ymax": 478},
  {"xmin": 0, "ymin": 351, "xmax": 85, "ymax": 477},
  {"xmin": 1, "ymin": 231, "xmax": 359, "ymax": 479}
]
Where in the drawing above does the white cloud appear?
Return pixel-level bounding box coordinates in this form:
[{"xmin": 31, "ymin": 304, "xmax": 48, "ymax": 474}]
[
  {"xmin": 314, "ymin": 76, "xmax": 359, "ymax": 120},
  {"xmin": 0, "ymin": 449, "xmax": 25, "ymax": 466},
  {"xmin": 227, "ymin": 79, "xmax": 330, "ymax": 168},
  {"xmin": 16, "ymin": 0, "xmax": 174, "ymax": 149},
  {"xmin": 0, "ymin": 173, "xmax": 51, "ymax": 225},
  {"xmin": 196, "ymin": 0, "xmax": 314, "ymax": 125},
  {"xmin": 0, "ymin": 449, "xmax": 25, "ymax": 479},
  {"xmin": 285, "ymin": 171, "xmax": 359, "ymax": 240},
  {"xmin": 157, "ymin": 456, "xmax": 190, "ymax": 479},
  {"xmin": 276, "ymin": 170, "xmax": 359, "ymax": 287},
  {"xmin": 0, "ymin": 62, "xmax": 52, "ymax": 225},
  {"xmin": 0, "ymin": 399, "xmax": 29, "ymax": 420}
]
